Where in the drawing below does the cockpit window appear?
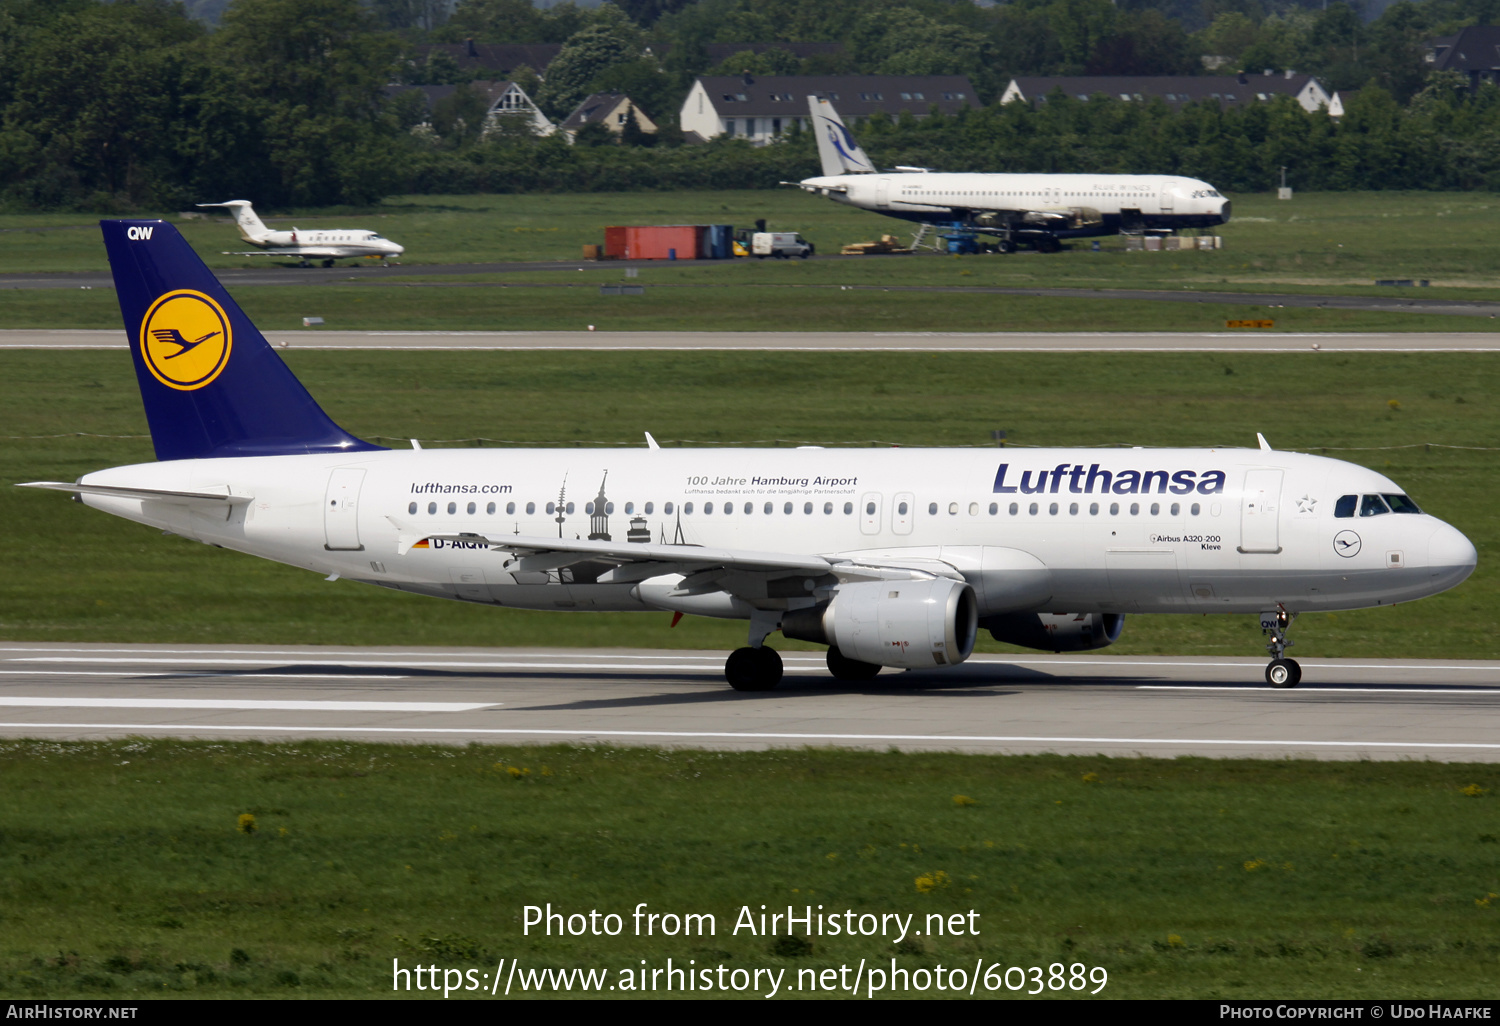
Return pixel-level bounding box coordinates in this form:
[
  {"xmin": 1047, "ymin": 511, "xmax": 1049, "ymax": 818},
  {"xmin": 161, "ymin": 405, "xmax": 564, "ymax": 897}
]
[
  {"xmin": 1359, "ymin": 494, "xmax": 1391, "ymax": 517},
  {"xmin": 1382, "ymin": 493, "xmax": 1422, "ymax": 514},
  {"xmin": 1334, "ymin": 495, "xmax": 1357, "ymax": 518}
]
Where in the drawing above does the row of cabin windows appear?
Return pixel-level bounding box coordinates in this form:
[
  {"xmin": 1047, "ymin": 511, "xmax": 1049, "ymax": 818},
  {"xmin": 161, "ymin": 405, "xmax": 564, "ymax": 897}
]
[
  {"xmin": 408, "ymin": 498, "xmax": 1206, "ymax": 518},
  {"xmin": 930, "ymin": 500, "xmax": 1203, "ymax": 517},
  {"xmin": 1334, "ymin": 493, "xmax": 1422, "ymax": 518}
]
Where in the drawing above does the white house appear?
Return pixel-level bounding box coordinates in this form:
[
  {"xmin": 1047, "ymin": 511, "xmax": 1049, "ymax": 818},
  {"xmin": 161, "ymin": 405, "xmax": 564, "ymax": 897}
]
[
  {"xmin": 385, "ymin": 80, "xmax": 555, "ymax": 137},
  {"xmin": 680, "ymin": 74, "xmax": 977, "ymax": 145},
  {"xmin": 1000, "ymin": 72, "xmax": 1333, "ymax": 114}
]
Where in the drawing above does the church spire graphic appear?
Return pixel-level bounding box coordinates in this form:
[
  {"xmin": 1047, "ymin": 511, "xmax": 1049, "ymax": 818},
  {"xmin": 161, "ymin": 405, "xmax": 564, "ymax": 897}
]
[{"xmin": 588, "ymin": 472, "xmax": 611, "ymax": 541}]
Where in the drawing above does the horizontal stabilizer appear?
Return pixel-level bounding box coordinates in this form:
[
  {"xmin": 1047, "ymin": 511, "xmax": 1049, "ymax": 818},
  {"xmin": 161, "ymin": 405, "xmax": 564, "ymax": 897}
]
[{"xmin": 17, "ymin": 481, "xmax": 253, "ymax": 505}]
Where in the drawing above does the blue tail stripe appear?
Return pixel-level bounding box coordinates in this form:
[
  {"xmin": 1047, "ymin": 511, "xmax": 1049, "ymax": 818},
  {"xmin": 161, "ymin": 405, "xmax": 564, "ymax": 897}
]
[{"xmin": 102, "ymin": 219, "xmax": 384, "ymax": 462}]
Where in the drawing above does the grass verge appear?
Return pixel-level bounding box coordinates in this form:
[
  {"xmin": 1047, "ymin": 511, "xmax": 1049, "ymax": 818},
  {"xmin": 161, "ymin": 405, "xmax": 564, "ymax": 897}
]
[{"xmin": 1, "ymin": 739, "xmax": 1496, "ymax": 999}]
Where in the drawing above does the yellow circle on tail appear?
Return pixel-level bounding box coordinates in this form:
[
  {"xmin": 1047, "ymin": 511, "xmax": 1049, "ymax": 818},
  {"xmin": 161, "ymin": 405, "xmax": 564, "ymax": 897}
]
[{"xmin": 139, "ymin": 290, "xmax": 232, "ymax": 390}]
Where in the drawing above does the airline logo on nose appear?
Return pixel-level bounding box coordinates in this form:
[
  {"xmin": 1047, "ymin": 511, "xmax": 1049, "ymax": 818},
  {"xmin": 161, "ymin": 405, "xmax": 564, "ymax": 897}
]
[{"xmin": 138, "ymin": 289, "xmax": 232, "ymax": 390}]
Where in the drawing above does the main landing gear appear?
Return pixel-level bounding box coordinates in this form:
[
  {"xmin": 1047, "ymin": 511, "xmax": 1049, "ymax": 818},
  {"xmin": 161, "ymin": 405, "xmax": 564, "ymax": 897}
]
[
  {"xmin": 1260, "ymin": 606, "xmax": 1301, "ymax": 688},
  {"xmin": 725, "ymin": 611, "xmax": 784, "ymax": 691}
]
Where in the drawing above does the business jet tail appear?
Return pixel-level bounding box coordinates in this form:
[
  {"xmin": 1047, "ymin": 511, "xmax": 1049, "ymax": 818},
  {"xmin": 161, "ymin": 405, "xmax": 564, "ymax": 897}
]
[
  {"xmin": 100, "ymin": 219, "xmax": 384, "ymax": 462},
  {"xmin": 196, "ymin": 200, "xmax": 271, "ymax": 243},
  {"xmin": 809, "ymin": 96, "xmax": 875, "ymax": 177}
]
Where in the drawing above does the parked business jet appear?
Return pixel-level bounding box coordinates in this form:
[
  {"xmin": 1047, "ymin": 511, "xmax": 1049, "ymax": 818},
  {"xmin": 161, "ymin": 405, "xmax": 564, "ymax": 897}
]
[
  {"xmin": 19, "ymin": 222, "xmax": 1474, "ymax": 690},
  {"xmin": 796, "ymin": 97, "xmax": 1231, "ymax": 252},
  {"xmin": 197, "ymin": 200, "xmax": 404, "ymax": 267}
]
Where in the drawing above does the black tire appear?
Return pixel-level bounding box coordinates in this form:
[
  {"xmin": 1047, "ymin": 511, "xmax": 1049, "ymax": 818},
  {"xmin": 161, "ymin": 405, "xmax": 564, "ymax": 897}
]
[
  {"xmin": 1266, "ymin": 658, "xmax": 1301, "ymax": 688},
  {"xmin": 726, "ymin": 646, "xmax": 782, "ymax": 691},
  {"xmin": 827, "ymin": 646, "xmax": 882, "ymax": 681},
  {"xmin": 996, "ymin": 240, "xmax": 1015, "ymax": 254},
  {"xmin": 322, "ymin": 258, "xmax": 335, "ymax": 268}
]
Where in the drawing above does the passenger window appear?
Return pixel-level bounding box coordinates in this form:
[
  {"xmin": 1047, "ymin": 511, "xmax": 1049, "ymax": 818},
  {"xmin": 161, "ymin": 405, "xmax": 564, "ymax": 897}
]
[
  {"xmin": 844, "ymin": 502, "xmax": 854, "ymax": 515},
  {"xmin": 968, "ymin": 502, "xmax": 979, "ymax": 516},
  {"xmin": 487, "ymin": 502, "xmax": 496, "ymax": 514},
  {"xmin": 664, "ymin": 502, "xmax": 674, "ymax": 514},
  {"xmin": 505, "ymin": 502, "xmax": 514, "ymax": 515},
  {"xmin": 428, "ymin": 502, "xmax": 437, "ymax": 515},
  {"xmin": 1009, "ymin": 502, "xmax": 1018, "ymax": 515},
  {"xmin": 929, "ymin": 502, "xmax": 938, "ymax": 515},
  {"xmin": 866, "ymin": 501, "xmax": 876, "ymax": 515},
  {"xmin": 565, "ymin": 502, "xmax": 574, "ymax": 514},
  {"xmin": 447, "ymin": 502, "xmax": 457, "ymax": 514},
  {"xmin": 1170, "ymin": 502, "xmax": 1179, "ymax": 516},
  {"xmin": 805, "ymin": 502, "xmax": 813, "ymax": 514},
  {"xmin": 684, "ymin": 502, "xmax": 693, "ymax": 514},
  {"xmin": 1089, "ymin": 502, "xmax": 1099, "ymax": 515},
  {"xmin": 1130, "ymin": 503, "xmax": 1139, "ymax": 516},
  {"xmin": 824, "ymin": 502, "xmax": 833, "ymax": 515},
  {"xmin": 1048, "ymin": 502, "xmax": 1058, "ymax": 515},
  {"xmin": 408, "ymin": 502, "xmax": 417, "ymax": 515},
  {"xmin": 948, "ymin": 502, "xmax": 958, "ymax": 515},
  {"xmin": 1360, "ymin": 494, "xmax": 1390, "ymax": 517},
  {"xmin": 1190, "ymin": 503, "xmax": 1200, "ymax": 516},
  {"xmin": 605, "ymin": 502, "xmax": 613, "ymax": 514},
  {"xmin": 1069, "ymin": 502, "xmax": 1078, "ymax": 515},
  {"xmin": 526, "ymin": 502, "xmax": 535, "ymax": 515},
  {"xmin": 988, "ymin": 502, "xmax": 997, "ymax": 515},
  {"xmin": 467, "ymin": 501, "xmax": 476, "ymax": 515},
  {"xmin": 1028, "ymin": 502, "xmax": 1038, "ymax": 515},
  {"xmin": 706, "ymin": 502, "xmax": 715, "ymax": 514},
  {"xmin": 586, "ymin": 502, "xmax": 594, "ymax": 515},
  {"xmin": 625, "ymin": 502, "xmax": 634, "ymax": 514},
  {"xmin": 1109, "ymin": 502, "xmax": 1119, "ymax": 515},
  {"xmin": 745, "ymin": 502, "xmax": 753, "ymax": 514},
  {"xmin": 784, "ymin": 502, "xmax": 793, "ymax": 514},
  {"xmin": 1150, "ymin": 502, "xmax": 1159, "ymax": 516},
  {"xmin": 765, "ymin": 502, "xmax": 773, "ymax": 514},
  {"xmin": 1383, "ymin": 493, "xmax": 1422, "ymax": 514},
  {"xmin": 1334, "ymin": 495, "xmax": 1357, "ymax": 518},
  {"xmin": 646, "ymin": 502, "xmax": 655, "ymax": 514},
  {"xmin": 898, "ymin": 501, "xmax": 909, "ymax": 515},
  {"xmin": 721, "ymin": 502, "xmax": 731, "ymax": 515}
]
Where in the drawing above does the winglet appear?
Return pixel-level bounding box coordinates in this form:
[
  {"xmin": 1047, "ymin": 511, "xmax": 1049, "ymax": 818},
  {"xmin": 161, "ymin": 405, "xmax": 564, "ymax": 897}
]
[
  {"xmin": 644, "ymin": 431, "xmax": 660, "ymax": 450},
  {"xmin": 1257, "ymin": 432, "xmax": 1272, "ymax": 451}
]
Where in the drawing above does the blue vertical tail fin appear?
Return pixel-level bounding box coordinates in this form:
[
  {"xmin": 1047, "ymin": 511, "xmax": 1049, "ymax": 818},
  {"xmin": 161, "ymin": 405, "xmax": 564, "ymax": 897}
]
[{"xmin": 101, "ymin": 219, "xmax": 383, "ymax": 462}]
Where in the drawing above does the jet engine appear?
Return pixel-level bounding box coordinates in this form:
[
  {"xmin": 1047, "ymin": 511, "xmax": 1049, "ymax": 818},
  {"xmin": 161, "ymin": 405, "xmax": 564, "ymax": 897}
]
[
  {"xmin": 981, "ymin": 612, "xmax": 1124, "ymax": 653},
  {"xmin": 783, "ymin": 578, "xmax": 978, "ymax": 669}
]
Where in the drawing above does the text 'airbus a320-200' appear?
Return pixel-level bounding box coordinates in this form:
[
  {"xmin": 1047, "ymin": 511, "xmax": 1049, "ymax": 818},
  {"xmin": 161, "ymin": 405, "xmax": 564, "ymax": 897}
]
[{"xmin": 20, "ymin": 222, "xmax": 1475, "ymax": 690}]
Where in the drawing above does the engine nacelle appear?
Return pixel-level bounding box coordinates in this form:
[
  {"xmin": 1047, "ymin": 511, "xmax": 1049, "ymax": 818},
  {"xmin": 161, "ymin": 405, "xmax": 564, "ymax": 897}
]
[
  {"xmin": 783, "ymin": 578, "xmax": 978, "ymax": 669},
  {"xmin": 981, "ymin": 612, "xmax": 1124, "ymax": 653}
]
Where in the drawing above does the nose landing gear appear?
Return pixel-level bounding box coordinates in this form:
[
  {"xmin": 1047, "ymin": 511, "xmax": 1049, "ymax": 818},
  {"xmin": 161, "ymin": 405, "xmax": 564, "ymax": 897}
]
[{"xmin": 1261, "ymin": 606, "xmax": 1301, "ymax": 687}]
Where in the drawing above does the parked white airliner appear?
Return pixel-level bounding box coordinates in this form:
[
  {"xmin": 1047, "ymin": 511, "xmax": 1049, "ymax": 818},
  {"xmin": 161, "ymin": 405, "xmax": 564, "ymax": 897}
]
[
  {"xmin": 19, "ymin": 222, "xmax": 1475, "ymax": 690},
  {"xmin": 197, "ymin": 200, "xmax": 404, "ymax": 267},
  {"xmin": 796, "ymin": 97, "xmax": 1231, "ymax": 252}
]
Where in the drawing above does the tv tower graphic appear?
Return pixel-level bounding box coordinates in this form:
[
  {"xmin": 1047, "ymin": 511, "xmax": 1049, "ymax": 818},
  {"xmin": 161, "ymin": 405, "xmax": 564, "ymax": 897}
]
[
  {"xmin": 588, "ymin": 472, "xmax": 611, "ymax": 541},
  {"xmin": 554, "ymin": 475, "xmax": 568, "ymax": 538}
]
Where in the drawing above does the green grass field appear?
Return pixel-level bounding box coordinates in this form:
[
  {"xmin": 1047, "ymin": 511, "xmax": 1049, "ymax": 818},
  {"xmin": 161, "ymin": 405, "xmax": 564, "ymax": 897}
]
[
  {"xmin": 2, "ymin": 349, "xmax": 1494, "ymax": 659},
  {"xmin": 2, "ymin": 740, "xmax": 1497, "ymax": 999}
]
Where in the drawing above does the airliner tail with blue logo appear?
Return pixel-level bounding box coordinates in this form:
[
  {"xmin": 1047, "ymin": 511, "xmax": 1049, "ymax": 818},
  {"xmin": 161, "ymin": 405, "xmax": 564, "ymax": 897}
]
[{"xmin": 17, "ymin": 223, "xmax": 1477, "ymax": 691}]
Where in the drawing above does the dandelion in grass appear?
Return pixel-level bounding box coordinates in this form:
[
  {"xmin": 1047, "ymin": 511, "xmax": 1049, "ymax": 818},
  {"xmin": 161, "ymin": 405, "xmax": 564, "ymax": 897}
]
[
  {"xmin": 237, "ymin": 813, "xmax": 256, "ymax": 834},
  {"xmin": 1082, "ymin": 772, "xmax": 1100, "ymax": 784},
  {"xmin": 1462, "ymin": 784, "xmax": 1488, "ymax": 797},
  {"xmin": 915, "ymin": 870, "xmax": 950, "ymax": 893},
  {"xmin": 1476, "ymin": 892, "xmax": 1497, "ymax": 908},
  {"xmin": 1243, "ymin": 858, "xmax": 1268, "ymax": 871},
  {"xmin": 1167, "ymin": 934, "xmax": 1184, "ymax": 948},
  {"xmin": 952, "ymin": 794, "xmax": 976, "ymax": 807}
]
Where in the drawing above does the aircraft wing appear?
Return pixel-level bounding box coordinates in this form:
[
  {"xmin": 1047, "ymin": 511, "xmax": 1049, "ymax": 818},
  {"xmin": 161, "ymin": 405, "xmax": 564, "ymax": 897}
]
[
  {"xmin": 401, "ymin": 530, "xmax": 951, "ymax": 585},
  {"xmin": 17, "ymin": 481, "xmax": 253, "ymax": 506}
]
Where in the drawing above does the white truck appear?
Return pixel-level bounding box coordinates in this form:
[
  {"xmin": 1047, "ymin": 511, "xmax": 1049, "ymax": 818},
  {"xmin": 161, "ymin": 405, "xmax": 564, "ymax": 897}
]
[{"xmin": 750, "ymin": 231, "xmax": 814, "ymax": 258}]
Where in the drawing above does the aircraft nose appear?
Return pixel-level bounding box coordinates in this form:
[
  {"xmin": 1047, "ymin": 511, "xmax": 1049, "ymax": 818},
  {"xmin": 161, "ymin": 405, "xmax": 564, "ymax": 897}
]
[
  {"xmin": 1427, "ymin": 521, "xmax": 1477, "ymax": 584},
  {"xmin": 389, "ymin": 242, "xmax": 405, "ymax": 255},
  {"xmin": 1218, "ymin": 200, "xmax": 1232, "ymax": 224}
]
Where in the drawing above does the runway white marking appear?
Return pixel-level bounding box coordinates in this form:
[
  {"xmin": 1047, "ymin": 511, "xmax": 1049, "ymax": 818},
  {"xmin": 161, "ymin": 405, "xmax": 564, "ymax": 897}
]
[
  {"xmin": 4, "ymin": 722, "xmax": 1497, "ymax": 752},
  {"xmin": 1136, "ymin": 685, "xmax": 1500, "ymax": 694},
  {"xmin": 0, "ymin": 670, "xmax": 409, "ymax": 679},
  {"xmin": 11, "ymin": 656, "xmax": 820, "ymax": 673},
  {"xmin": 0, "ymin": 698, "xmax": 493, "ymax": 712}
]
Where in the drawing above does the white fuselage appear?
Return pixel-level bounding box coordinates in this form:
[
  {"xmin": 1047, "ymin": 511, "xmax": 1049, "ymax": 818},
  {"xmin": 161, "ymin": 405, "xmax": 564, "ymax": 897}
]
[
  {"xmin": 245, "ymin": 227, "xmax": 405, "ymax": 260},
  {"xmin": 799, "ymin": 171, "xmax": 1231, "ymax": 235},
  {"xmin": 75, "ymin": 447, "xmax": 1474, "ymax": 619}
]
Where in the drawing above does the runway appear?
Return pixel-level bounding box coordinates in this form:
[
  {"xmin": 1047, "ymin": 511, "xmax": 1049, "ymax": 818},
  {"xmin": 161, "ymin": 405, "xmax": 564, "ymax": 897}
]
[
  {"xmin": 7, "ymin": 329, "xmax": 1500, "ymax": 352},
  {"xmin": 4, "ymin": 643, "xmax": 1500, "ymax": 761}
]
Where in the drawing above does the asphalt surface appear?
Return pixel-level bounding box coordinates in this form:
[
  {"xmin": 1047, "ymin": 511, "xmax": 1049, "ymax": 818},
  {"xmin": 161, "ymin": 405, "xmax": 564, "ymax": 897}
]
[
  {"xmin": 7, "ymin": 329, "xmax": 1500, "ymax": 351},
  {"xmin": 4, "ymin": 643, "xmax": 1499, "ymax": 761},
  {"xmin": 5, "ymin": 258, "xmax": 1500, "ymax": 318}
]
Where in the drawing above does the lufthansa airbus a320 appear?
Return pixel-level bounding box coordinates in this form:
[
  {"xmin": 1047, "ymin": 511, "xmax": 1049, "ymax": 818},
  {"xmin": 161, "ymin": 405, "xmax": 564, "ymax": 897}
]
[{"xmin": 20, "ymin": 221, "xmax": 1476, "ymax": 690}]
